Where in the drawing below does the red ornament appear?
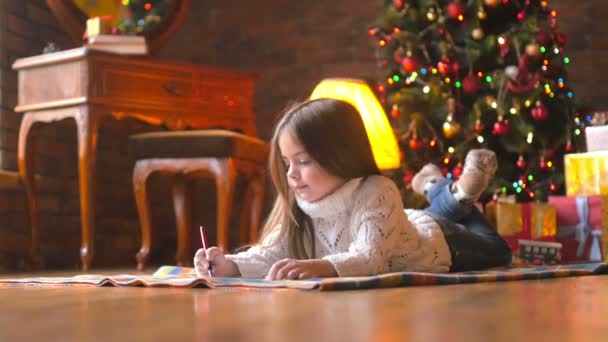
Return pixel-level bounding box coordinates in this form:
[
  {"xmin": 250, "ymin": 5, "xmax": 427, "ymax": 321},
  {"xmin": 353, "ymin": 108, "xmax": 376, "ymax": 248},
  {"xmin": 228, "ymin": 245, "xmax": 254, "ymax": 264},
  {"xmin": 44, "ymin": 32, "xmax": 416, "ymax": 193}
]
[
  {"xmin": 516, "ymin": 11, "xmax": 526, "ymax": 21},
  {"xmin": 463, "ymin": 73, "xmax": 480, "ymax": 95},
  {"xmin": 532, "ymin": 101, "xmax": 548, "ymax": 116},
  {"xmin": 539, "ymin": 160, "xmax": 548, "ymax": 170},
  {"xmin": 555, "ymin": 33, "xmax": 567, "ymax": 47},
  {"xmin": 391, "ymin": 104, "xmax": 400, "ymax": 119},
  {"xmin": 498, "ymin": 36, "xmax": 510, "ymax": 57},
  {"xmin": 447, "ymin": 1, "xmax": 466, "ymax": 19},
  {"xmin": 393, "ymin": 0, "xmax": 404, "ymax": 9},
  {"xmin": 516, "ymin": 155, "xmax": 526, "ymax": 169},
  {"xmin": 535, "ymin": 30, "xmax": 552, "ymax": 46},
  {"xmin": 452, "ymin": 163, "xmax": 463, "ymax": 179},
  {"xmin": 508, "ymin": 55, "xmax": 540, "ymax": 94},
  {"xmin": 474, "ymin": 119, "xmax": 485, "ymax": 133},
  {"xmin": 409, "ymin": 138, "xmax": 423, "ymax": 150},
  {"xmin": 403, "ymin": 170, "xmax": 414, "ymax": 184},
  {"xmin": 565, "ymin": 141, "xmax": 574, "ymax": 152},
  {"xmin": 531, "ymin": 103, "xmax": 549, "ymax": 121},
  {"xmin": 401, "ymin": 56, "xmax": 419, "ymax": 73},
  {"xmin": 492, "ymin": 119, "xmax": 510, "ymax": 136},
  {"xmin": 437, "ymin": 59, "xmax": 451, "ymax": 75},
  {"xmin": 438, "ymin": 28, "xmax": 446, "ymax": 36},
  {"xmin": 550, "ymin": 21, "xmax": 559, "ymax": 30}
]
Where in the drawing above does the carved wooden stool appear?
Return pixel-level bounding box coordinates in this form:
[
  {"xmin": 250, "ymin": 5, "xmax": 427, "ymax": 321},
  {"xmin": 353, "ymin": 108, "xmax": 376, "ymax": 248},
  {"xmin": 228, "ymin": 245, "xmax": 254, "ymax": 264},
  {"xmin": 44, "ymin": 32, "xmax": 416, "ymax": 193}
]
[{"xmin": 129, "ymin": 130, "xmax": 268, "ymax": 270}]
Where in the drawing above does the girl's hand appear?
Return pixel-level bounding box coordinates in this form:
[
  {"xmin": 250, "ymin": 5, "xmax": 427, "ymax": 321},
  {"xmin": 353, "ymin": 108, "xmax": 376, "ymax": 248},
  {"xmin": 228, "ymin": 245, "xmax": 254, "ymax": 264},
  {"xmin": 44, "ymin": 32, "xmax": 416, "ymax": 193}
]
[
  {"xmin": 265, "ymin": 259, "xmax": 338, "ymax": 281},
  {"xmin": 193, "ymin": 247, "xmax": 240, "ymax": 278}
]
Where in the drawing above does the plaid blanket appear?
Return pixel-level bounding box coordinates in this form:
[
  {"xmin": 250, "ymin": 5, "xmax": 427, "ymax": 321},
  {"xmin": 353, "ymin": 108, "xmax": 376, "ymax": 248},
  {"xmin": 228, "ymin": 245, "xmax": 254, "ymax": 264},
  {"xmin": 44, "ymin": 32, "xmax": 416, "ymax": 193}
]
[{"xmin": 1, "ymin": 263, "xmax": 606, "ymax": 291}]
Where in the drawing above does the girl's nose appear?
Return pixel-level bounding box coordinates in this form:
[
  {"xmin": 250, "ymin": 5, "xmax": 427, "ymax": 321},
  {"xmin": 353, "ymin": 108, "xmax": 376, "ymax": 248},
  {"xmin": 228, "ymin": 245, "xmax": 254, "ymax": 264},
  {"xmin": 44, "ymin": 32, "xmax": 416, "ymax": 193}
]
[{"xmin": 287, "ymin": 165, "xmax": 299, "ymax": 179}]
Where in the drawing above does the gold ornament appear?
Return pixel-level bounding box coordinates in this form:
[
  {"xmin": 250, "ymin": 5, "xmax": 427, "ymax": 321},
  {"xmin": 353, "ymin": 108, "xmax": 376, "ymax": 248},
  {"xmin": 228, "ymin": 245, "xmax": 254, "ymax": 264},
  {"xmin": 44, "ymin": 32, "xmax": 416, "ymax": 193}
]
[
  {"xmin": 525, "ymin": 43, "xmax": 540, "ymax": 57},
  {"xmin": 484, "ymin": 0, "xmax": 500, "ymax": 8},
  {"xmin": 442, "ymin": 120, "xmax": 461, "ymax": 139},
  {"xmin": 427, "ymin": 9, "xmax": 436, "ymax": 22},
  {"xmin": 477, "ymin": 9, "xmax": 487, "ymax": 20},
  {"xmin": 472, "ymin": 28, "xmax": 485, "ymax": 40}
]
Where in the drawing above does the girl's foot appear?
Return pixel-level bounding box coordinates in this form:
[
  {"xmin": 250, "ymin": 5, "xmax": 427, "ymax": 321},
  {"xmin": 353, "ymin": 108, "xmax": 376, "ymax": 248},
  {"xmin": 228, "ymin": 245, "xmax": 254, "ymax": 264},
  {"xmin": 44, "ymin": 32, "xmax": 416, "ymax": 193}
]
[
  {"xmin": 453, "ymin": 149, "xmax": 497, "ymax": 203},
  {"xmin": 411, "ymin": 163, "xmax": 445, "ymax": 195}
]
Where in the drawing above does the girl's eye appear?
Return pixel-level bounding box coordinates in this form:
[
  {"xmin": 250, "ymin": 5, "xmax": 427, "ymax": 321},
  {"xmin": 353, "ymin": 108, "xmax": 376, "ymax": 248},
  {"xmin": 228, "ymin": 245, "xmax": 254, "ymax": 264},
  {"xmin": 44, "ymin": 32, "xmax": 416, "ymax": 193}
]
[{"xmin": 298, "ymin": 159, "xmax": 310, "ymax": 165}]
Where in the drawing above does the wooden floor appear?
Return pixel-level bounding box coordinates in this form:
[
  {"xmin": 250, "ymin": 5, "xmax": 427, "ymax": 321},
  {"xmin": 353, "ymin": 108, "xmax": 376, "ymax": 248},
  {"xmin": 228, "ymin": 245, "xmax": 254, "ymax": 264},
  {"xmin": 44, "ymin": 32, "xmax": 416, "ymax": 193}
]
[{"xmin": 1, "ymin": 271, "xmax": 607, "ymax": 341}]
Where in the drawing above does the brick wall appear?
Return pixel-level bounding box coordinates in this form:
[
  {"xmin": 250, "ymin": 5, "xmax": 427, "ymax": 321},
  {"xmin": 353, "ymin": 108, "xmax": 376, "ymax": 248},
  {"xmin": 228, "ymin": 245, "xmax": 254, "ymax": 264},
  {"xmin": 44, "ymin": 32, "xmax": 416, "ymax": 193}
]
[{"xmin": 0, "ymin": 0, "xmax": 606, "ymax": 271}]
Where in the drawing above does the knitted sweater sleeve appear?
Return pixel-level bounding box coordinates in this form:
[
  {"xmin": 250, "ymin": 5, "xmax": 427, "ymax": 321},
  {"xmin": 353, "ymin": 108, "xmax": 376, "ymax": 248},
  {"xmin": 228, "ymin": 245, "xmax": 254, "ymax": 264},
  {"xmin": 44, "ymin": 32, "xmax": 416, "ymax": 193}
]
[
  {"xmin": 224, "ymin": 227, "xmax": 289, "ymax": 279},
  {"xmin": 321, "ymin": 179, "xmax": 406, "ymax": 276}
]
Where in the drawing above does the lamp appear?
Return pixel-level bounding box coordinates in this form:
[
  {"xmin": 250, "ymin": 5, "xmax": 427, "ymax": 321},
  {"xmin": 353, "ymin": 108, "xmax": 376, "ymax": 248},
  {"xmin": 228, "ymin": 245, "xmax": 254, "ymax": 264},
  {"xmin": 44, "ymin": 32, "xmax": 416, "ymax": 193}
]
[{"xmin": 310, "ymin": 78, "xmax": 401, "ymax": 170}]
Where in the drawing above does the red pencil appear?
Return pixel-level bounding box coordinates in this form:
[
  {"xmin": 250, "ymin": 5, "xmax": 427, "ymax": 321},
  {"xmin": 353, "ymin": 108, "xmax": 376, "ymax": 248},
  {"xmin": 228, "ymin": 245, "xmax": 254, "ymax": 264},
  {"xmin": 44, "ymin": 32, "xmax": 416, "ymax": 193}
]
[{"xmin": 199, "ymin": 226, "xmax": 212, "ymax": 277}]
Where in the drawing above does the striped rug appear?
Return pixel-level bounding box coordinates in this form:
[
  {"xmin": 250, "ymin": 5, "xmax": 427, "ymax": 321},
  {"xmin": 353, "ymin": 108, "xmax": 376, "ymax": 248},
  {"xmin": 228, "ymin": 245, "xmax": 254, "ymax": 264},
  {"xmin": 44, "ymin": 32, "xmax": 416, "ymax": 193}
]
[{"xmin": 1, "ymin": 263, "xmax": 606, "ymax": 291}]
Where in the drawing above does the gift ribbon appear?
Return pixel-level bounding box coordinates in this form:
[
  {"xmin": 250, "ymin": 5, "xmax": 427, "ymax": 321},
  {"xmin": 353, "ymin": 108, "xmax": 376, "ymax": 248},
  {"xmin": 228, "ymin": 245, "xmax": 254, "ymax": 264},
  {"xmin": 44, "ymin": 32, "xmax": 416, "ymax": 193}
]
[{"xmin": 557, "ymin": 196, "xmax": 604, "ymax": 262}]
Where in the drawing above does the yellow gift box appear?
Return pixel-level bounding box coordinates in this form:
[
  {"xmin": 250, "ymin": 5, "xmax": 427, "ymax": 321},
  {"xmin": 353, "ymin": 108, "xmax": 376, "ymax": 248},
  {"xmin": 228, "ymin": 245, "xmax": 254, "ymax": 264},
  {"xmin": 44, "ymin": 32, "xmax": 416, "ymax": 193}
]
[
  {"xmin": 564, "ymin": 151, "xmax": 608, "ymax": 196},
  {"xmin": 486, "ymin": 201, "xmax": 557, "ymax": 251}
]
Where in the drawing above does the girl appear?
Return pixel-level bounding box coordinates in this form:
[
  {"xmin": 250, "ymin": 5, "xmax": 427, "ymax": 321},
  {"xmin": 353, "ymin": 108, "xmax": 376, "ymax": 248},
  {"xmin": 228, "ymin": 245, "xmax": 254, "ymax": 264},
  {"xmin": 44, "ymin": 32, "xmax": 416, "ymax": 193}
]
[{"xmin": 194, "ymin": 99, "xmax": 511, "ymax": 280}]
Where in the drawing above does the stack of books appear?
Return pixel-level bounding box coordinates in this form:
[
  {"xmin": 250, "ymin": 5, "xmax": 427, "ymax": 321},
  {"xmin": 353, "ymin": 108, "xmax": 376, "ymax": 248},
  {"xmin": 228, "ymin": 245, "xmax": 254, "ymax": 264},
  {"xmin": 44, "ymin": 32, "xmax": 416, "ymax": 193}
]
[{"xmin": 85, "ymin": 34, "xmax": 148, "ymax": 55}]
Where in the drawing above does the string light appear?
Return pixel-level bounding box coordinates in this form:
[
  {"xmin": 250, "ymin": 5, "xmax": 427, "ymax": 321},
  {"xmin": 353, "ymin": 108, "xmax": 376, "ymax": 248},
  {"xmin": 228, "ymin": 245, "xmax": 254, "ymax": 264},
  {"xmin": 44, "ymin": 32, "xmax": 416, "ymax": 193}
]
[
  {"xmin": 528, "ymin": 174, "xmax": 534, "ymax": 181},
  {"xmin": 379, "ymin": 40, "xmax": 386, "ymax": 47},
  {"xmin": 423, "ymin": 85, "xmax": 431, "ymax": 93},
  {"xmin": 477, "ymin": 135, "xmax": 485, "ymax": 143},
  {"xmin": 564, "ymin": 57, "xmax": 571, "ymax": 64},
  {"xmin": 448, "ymin": 146, "xmax": 455, "ymax": 153},
  {"xmin": 527, "ymin": 131, "xmax": 534, "ymax": 144}
]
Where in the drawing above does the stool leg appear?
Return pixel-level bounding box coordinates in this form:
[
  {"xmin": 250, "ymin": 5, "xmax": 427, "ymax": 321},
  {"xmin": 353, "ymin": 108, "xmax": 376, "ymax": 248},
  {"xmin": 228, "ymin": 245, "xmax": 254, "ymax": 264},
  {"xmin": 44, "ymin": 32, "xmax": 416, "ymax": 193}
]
[
  {"xmin": 239, "ymin": 171, "xmax": 266, "ymax": 244},
  {"xmin": 239, "ymin": 179, "xmax": 254, "ymax": 245},
  {"xmin": 172, "ymin": 177, "xmax": 193, "ymax": 266},
  {"xmin": 248, "ymin": 172, "xmax": 267, "ymax": 243},
  {"xmin": 133, "ymin": 161, "xmax": 155, "ymax": 271},
  {"xmin": 212, "ymin": 159, "xmax": 237, "ymax": 251}
]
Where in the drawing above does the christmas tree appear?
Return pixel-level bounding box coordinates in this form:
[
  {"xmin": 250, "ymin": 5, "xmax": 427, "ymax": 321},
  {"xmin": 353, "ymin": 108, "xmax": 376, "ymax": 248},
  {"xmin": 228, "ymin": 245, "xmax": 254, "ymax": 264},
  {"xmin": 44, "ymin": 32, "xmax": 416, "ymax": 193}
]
[
  {"xmin": 117, "ymin": 0, "xmax": 168, "ymax": 34},
  {"xmin": 370, "ymin": 0, "xmax": 586, "ymax": 207}
]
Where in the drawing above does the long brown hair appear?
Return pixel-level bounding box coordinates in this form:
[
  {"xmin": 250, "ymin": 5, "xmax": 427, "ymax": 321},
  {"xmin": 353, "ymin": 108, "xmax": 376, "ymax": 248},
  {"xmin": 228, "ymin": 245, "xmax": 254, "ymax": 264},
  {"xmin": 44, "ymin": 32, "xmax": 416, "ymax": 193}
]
[{"xmin": 259, "ymin": 98, "xmax": 381, "ymax": 259}]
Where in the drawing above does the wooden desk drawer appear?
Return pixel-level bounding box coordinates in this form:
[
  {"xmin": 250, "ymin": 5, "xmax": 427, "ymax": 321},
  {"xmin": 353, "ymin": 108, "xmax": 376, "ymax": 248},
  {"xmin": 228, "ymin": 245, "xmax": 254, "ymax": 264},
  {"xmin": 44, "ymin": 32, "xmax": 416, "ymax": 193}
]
[
  {"xmin": 93, "ymin": 60, "xmax": 255, "ymax": 113},
  {"xmin": 17, "ymin": 59, "xmax": 87, "ymax": 108}
]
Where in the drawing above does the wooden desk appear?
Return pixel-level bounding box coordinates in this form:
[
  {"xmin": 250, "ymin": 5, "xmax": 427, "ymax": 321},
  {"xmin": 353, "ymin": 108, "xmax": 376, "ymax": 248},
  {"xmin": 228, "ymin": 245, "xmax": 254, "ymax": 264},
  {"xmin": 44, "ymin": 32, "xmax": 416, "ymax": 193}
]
[{"xmin": 13, "ymin": 48, "xmax": 257, "ymax": 270}]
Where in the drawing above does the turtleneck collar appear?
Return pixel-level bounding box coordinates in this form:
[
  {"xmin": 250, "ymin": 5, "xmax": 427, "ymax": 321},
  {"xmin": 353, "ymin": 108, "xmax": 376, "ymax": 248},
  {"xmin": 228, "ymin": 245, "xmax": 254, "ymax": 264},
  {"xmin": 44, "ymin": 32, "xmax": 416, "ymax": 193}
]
[{"xmin": 295, "ymin": 177, "xmax": 363, "ymax": 218}]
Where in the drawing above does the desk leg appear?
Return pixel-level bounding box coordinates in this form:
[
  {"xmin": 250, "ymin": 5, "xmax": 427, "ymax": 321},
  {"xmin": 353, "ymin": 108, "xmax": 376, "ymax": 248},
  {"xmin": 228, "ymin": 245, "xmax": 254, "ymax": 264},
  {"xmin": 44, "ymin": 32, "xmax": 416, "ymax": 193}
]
[
  {"xmin": 75, "ymin": 109, "xmax": 99, "ymax": 271},
  {"xmin": 18, "ymin": 113, "xmax": 42, "ymax": 268}
]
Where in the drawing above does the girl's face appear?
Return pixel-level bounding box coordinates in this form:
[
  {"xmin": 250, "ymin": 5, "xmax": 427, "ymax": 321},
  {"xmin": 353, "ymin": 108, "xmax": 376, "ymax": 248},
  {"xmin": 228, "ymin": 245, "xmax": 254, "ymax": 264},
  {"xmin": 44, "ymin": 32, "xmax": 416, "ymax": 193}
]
[{"xmin": 278, "ymin": 130, "xmax": 345, "ymax": 202}]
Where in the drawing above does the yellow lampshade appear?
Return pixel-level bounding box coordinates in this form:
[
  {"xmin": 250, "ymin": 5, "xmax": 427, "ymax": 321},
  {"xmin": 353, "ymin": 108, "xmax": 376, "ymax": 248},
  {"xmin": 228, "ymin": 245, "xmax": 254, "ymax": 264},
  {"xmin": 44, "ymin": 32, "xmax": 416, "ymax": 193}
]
[{"xmin": 310, "ymin": 78, "xmax": 401, "ymax": 170}]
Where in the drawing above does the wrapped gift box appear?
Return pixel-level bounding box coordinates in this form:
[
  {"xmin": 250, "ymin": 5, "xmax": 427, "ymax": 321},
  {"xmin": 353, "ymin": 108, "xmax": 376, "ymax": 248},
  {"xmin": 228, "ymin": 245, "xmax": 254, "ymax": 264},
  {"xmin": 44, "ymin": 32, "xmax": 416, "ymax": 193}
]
[
  {"xmin": 486, "ymin": 201, "xmax": 557, "ymax": 252},
  {"xmin": 585, "ymin": 125, "xmax": 608, "ymax": 152},
  {"xmin": 548, "ymin": 195, "xmax": 607, "ymax": 262},
  {"xmin": 564, "ymin": 151, "xmax": 608, "ymax": 196}
]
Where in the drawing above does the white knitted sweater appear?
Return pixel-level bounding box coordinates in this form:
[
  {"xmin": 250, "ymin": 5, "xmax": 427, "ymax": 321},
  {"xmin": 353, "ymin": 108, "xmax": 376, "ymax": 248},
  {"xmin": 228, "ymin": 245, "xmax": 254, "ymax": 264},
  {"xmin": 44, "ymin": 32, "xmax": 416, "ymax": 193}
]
[{"xmin": 226, "ymin": 175, "xmax": 452, "ymax": 278}]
